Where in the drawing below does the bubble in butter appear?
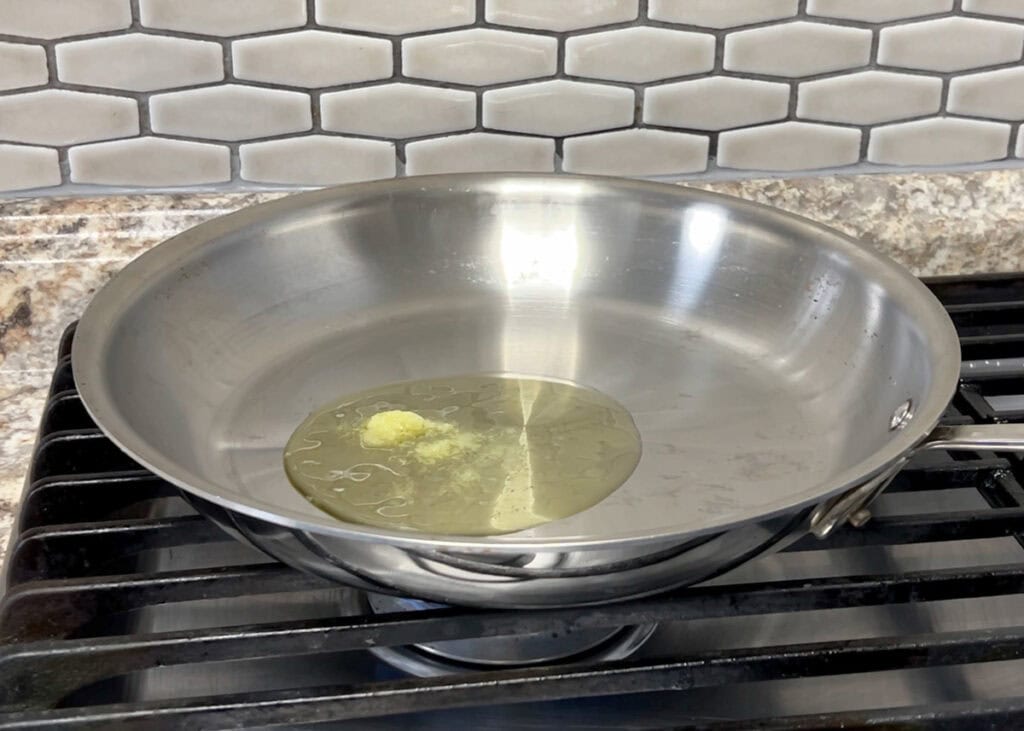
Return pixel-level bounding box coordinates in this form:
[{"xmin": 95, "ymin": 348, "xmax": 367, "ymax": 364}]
[{"xmin": 283, "ymin": 375, "xmax": 642, "ymax": 535}]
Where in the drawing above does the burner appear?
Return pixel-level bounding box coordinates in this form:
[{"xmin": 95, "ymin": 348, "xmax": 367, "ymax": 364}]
[{"xmin": 362, "ymin": 594, "xmax": 656, "ymax": 677}]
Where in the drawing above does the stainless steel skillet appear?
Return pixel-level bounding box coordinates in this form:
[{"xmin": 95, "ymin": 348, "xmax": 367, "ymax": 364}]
[{"xmin": 72, "ymin": 174, "xmax": 1024, "ymax": 608}]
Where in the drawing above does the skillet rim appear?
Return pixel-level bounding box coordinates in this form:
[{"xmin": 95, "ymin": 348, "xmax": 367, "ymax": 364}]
[{"xmin": 71, "ymin": 173, "xmax": 962, "ymax": 551}]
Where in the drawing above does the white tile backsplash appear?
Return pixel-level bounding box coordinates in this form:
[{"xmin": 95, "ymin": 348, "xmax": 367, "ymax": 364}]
[
  {"xmin": 405, "ymin": 133, "xmax": 555, "ymax": 174},
  {"xmin": 485, "ymin": 0, "xmax": 638, "ymax": 32},
  {"xmin": 948, "ymin": 67, "xmax": 1024, "ymax": 120},
  {"xmin": 718, "ymin": 122, "xmax": 862, "ymax": 171},
  {"xmin": 868, "ymin": 118, "xmax": 1011, "ymax": 166},
  {"xmin": 139, "ymin": 0, "xmax": 306, "ymax": 37},
  {"xmin": 150, "ymin": 85, "xmax": 312, "ymax": 141},
  {"xmin": 0, "ymin": 0, "xmax": 130, "ymax": 40},
  {"xmin": 239, "ymin": 136, "xmax": 395, "ymax": 185},
  {"xmin": 565, "ymin": 28, "xmax": 715, "ymax": 83},
  {"xmin": 69, "ymin": 137, "xmax": 230, "ymax": 186},
  {"xmin": 797, "ymin": 71, "xmax": 943, "ymax": 125},
  {"xmin": 724, "ymin": 22, "xmax": 872, "ymax": 77},
  {"xmin": 562, "ymin": 129, "xmax": 708, "ymax": 176},
  {"xmin": 807, "ymin": 0, "xmax": 953, "ymax": 22},
  {"xmin": 648, "ymin": 0, "xmax": 798, "ymax": 29},
  {"xmin": 317, "ymin": 0, "xmax": 475, "ymax": 34},
  {"xmin": 0, "ymin": 42, "xmax": 48, "ymax": 92},
  {"xmin": 878, "ymin": 17, "xmax": 1024, "ymax": 72},
  {"xmin": 0, "ymin": 90, "xmax": 138, "ymax": 146},
  {"xmin": 232, "ymin": 31, "xmax": 392, "ymax": 88},
  {"xmin": 483, "ymin": 80, "xmax": 634, "ymax": 136},
  {"xmin": 321, "ymin": 85, "xmax": 476, "ymax": 138},
  {"xmin": 55, "ymin": 34, "xmax": 223, "ymax": 92},
  {"xmin": 644, "ymin": 77, "xmax": 790, "ymax": 130},
  {"xmin": 0, "ymin": 144, "xmax": 61, "ymax": 193},
  {"xmin": 403, "ymin": 29, "xmax": 557, "ymax": 86},
  {"xmin": 4, "ymin": 1, "xmax": 1024, "ymax": 193}
]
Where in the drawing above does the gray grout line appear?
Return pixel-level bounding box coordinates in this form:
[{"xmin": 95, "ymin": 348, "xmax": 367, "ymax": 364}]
[
  {"xmin": 786, "ymin": 79, "xmax": 799, "ymax": 119},
  {"xmin": 712, "ymin": 28, "xmax": 725, "ymax": 73},
  {"xmin": 474, "ymin": 87, "xmax": 485, "ymax": 130},
  {"xmin": 227, "ymin": 140, "xmax": 241, "ymax": 181},
  {"xmin": 128, "ymin": 0, "xmax": 141, "ymax": 27},
  {"xmin": 37, "ymin": 42, "xmax": 73, "ymax": 186}
]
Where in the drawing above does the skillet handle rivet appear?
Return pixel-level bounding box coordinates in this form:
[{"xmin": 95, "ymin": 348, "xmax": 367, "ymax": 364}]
[
  {"xmin": 849, "ymin": 509, "xmax": 872, "ymax": 528},
  {"xmin": 889, "ymin": 400, "xmax": 914, "ymax": 431}
]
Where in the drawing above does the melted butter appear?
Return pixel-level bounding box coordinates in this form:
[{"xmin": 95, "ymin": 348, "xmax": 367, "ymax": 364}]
[{"xmin": 283, "ymin": 375, "xmax": 642, "ymax": 536}]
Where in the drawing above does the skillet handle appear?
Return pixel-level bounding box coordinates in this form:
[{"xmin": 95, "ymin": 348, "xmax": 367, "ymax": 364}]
[
  {"xmin": 812, "ymin": 423, "xmax": 1024, "ymax": 539},
  {"xmin": 917, "ymin": 423, "xmax": 1024, "ymax": 451}
]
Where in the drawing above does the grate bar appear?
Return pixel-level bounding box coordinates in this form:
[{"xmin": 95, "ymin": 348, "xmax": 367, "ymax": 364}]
[
  {"xmin": 0, "ymin": 564, "xmax": 329, "ymax": 643},
  {"xmin": 16, "ymin": 472, "xmax": 180, "ymax": 529},
  {"xmin": 1, "ymin": 626, "xmax": 1023, "ymax": 729},
  {"xmin": 684, "ymin": 696, "xmax": 1024, "ymax": 731},
  {"xmin": 7, "ymin": 515, "xmax": 227, "ymax": 583},
  {"xmin": 3, "ymin": 564, "xmax": 1024, "ymax": 709}
]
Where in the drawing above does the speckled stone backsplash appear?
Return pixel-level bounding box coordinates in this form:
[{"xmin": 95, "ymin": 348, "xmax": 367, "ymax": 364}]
[{"xmin": 4, "ymin": 0, "xmax": 1024, "ymax": 193}]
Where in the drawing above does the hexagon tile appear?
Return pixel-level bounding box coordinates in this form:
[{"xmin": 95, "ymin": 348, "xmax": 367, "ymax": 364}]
[
  {"xmin": 402, "ymin": 28, "xmax": 557, "ymax": 86},
  {"xmin": 149, "ymin": 85, "xmax": 312, "ymax": 141},
  {"xmin": 321, "ymin": 85, "xmax": 476, "ymax": 139},
  {"xmin": 485, "ymin": 0, "xmax": 638, "ymax": 32},
  {"xmin": 0, "ymin": 90, "xmax": 139, "ymax": 146},
  {"xmin": 645, "ymin": 77, "xmax": 790, "ymax": 130},
  {"xmin": 724, "ymin": 22, "xmax": 872, "ymax": 77},
  {"xmin": 55, "ymin": 34, "xmax": 224, "ymax": 92},
  {"xmin": 405, "ymin": 133, "xmax": 554, "ymax": 175},
  {"xmin": 648, "ymin": 0, "xmax": 798, "ymax": 28},
  {"xmin": 483, "ymin": 80, "xmax": 634, "ymax": 136},
  {"xmin": 0, "ymin": 42, "xmax": 47, "ymax": 92},
  {"xmin": 878, "ymin": 17, "xmax": 1024, "ymax": 72},
  {"xmin": 562, "ymin": 130, "xmax": 708, "ymax": 176},
  {"xmin": 232, "ymin": 31, "xmax": 392, "ymax": 88},
  {"xmin": 949, "ymin": 68, "xmax": 1024, "ymax": 121},
  {"xmin": 5, "ymin": 0, "xmax": 1024, "ymax": 194},
  {"xmin": 69, "ymin": 138, "xmax": 230, "ymax": 186},
  {"xmin": 139, "ymin": 0, "xmax": 306, "ymax": 37},
  {"xmin": 0, "ymin": 0, "xmax": 131, "ymax": 39},
  {"xmin": 317, "ymin": 0, "xmax": 475, "ymax": 34},
  {"xmin": 239, "ymin": 136, "xmax": 396, "ymax": 185},
  {"xmin": 797, "ymin": 72, "xmax": 943, "ymax": 125},
  {"xmin": 807, "ymin": 0, "xmax": 953, "ymax": 23},
  {"xmin": 565, "ymin": 28, "xmax": 715, "ymax": 83}
]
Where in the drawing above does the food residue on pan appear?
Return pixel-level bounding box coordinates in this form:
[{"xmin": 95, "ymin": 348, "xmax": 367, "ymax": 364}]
[{"xmin": 283, "ymin": 375, "xmax": 642, "ymax": 536}]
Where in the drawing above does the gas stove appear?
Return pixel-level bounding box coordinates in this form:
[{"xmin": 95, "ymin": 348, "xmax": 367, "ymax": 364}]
[{"xmin": 4, "ymin": 274, "xmax": 1024, "ymax": 729}]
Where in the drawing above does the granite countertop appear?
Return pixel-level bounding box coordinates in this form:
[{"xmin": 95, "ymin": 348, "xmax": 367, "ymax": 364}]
[{"xmin": 2, "ymin": 169, "xmax": 1024, "ymax": 558}]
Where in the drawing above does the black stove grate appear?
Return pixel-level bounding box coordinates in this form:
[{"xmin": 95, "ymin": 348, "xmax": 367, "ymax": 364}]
[{"xmin": 4, "ymin": 275, "xmax": 1024, "ymax": 728}]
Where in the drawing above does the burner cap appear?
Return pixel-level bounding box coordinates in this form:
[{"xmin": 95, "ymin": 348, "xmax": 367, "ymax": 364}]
[{"xmin": 362, "ymin": 594, "xmax": 656, "ymax": 678}]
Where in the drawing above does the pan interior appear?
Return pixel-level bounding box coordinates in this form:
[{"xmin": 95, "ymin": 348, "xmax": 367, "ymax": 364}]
[{"xmin": 79, "ymin": 176, "xmax": 957, "ymax": 545}]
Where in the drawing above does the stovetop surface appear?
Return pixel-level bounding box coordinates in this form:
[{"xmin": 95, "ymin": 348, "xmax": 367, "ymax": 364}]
[{"xmin": 5, "ymin": 275, "xmax": 1024, "ymax": 729}]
